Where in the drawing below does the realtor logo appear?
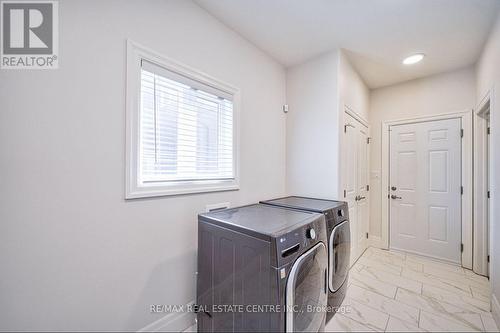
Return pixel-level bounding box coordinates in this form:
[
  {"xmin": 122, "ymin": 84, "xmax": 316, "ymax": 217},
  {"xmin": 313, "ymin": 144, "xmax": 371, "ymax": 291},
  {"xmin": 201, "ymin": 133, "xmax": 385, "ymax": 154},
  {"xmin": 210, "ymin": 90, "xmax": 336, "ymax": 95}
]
[{"xmin": 1, "ymin": 1, "xmax": 58, "ymax": 69}]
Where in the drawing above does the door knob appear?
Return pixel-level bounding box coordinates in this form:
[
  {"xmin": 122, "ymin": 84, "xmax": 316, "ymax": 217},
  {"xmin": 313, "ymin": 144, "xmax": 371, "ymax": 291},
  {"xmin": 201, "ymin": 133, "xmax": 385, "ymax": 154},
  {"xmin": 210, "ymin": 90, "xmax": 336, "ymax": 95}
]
[
  {"xmin": 355, "ymin": 195, "xmax": 360, "ymax": 201},
  {"xmin": 358, "ymin": 196, "xmax": 366, "ymax": 201},
  {"xmin": 391, "ymin": 195, "xmax": 402, "ymax": 200},
  {"xmin": 391, "ymin": 186, "xmax": 397, "ymax": 191}
]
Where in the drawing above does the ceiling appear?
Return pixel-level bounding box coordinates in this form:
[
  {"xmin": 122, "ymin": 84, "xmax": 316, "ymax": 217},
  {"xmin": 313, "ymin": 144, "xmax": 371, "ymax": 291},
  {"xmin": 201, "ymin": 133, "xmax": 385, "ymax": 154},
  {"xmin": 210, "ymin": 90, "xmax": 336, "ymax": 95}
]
[{"xmin": 195, "ymin": 0, "xmax": 500, "ymax": 88}]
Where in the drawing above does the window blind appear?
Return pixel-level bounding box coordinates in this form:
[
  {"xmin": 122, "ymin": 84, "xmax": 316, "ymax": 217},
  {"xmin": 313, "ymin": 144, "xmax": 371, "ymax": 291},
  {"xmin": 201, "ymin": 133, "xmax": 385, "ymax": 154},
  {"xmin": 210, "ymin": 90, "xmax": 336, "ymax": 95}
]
[{"xmin": 139, "ymin": 60, "xmax": 234, "ymax": 183}]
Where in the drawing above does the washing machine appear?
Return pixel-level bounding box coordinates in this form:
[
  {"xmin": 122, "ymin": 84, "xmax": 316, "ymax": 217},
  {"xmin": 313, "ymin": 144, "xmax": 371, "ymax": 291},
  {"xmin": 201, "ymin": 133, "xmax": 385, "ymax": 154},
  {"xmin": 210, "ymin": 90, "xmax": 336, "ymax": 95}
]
[
  {"xmin": 197, "ymin": 204, "xmax": 328, "ymax": 332},
  {"xmin": 260, "ymin": 196, "xmax": 350, "ymax": 321}
]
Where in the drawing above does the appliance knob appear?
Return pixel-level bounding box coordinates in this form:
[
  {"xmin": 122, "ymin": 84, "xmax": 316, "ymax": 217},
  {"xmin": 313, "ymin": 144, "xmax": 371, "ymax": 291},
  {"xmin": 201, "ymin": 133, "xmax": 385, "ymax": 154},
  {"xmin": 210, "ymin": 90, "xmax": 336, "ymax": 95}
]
[{"xmin": 307, "ymin": 228, "xmax": 316, "ymax": 240}]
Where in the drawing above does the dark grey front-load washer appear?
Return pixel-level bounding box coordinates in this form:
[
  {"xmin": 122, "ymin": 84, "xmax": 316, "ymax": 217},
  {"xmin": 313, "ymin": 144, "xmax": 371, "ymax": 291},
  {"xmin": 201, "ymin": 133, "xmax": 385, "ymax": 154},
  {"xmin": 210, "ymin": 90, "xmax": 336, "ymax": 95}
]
[
  {"xmin": 197, "ymin": 204, "xmax": 328, "ymax": 332},
  {"xmin": 260, "ymin": 196, "xmax": 350, "ymax": 321}
]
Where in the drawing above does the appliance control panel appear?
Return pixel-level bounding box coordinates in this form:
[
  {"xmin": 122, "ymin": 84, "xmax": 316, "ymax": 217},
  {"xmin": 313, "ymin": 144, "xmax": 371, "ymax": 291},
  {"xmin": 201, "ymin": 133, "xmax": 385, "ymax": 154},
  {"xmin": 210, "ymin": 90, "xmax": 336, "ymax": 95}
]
[
  {"xmin": 326, "ymin": 202, "xmax": 349, "ymax": 233},
  {"xmin": 275, "ymin": 215, "xmax": 326, "ymax": 267}
]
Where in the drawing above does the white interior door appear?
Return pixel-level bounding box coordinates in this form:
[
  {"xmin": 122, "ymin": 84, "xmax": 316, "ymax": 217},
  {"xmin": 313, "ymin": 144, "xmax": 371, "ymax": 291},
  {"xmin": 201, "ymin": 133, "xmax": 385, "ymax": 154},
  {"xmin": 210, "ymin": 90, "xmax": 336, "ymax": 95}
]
[
  {"xmin": 389, "ymin": 118, "xmax": 462, "ymax": 263},
  {"xmin": 344, "ymin": 118, "xmax": 358, "ymax": 265},
  {"xmin": 344, "ymin": 113, "xmax": 369, "ymax": 265}
]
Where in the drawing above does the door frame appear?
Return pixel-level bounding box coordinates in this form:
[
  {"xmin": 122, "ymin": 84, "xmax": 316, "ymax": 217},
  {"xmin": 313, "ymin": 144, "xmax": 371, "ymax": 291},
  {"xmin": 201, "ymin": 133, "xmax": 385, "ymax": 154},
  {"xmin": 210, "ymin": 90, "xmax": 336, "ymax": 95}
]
[
  {"xmin": 474, "ymin": 90, "xmax": 493, "ymax": 276},
  {"xmin": 380, "ymin": 110, "xmax": 473, "ymax": 268}
]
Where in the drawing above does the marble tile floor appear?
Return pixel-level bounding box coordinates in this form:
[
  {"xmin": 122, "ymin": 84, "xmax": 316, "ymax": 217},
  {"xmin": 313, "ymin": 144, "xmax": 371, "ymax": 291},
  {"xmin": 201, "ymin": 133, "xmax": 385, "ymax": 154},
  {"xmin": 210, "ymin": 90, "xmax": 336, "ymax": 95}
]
[
  {"xmin": 184, "ymin": 247, "xmax": 497, "ymax": 332},
  {"xmin": 326, "ymin": 247, "xmax": 497, "ymax": 332}
]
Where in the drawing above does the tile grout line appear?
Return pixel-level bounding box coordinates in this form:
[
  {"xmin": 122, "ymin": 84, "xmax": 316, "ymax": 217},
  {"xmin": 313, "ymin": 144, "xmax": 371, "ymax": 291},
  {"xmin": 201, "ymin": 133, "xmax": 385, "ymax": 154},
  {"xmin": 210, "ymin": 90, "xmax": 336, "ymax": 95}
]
[
  {"xmin": 353, "ymin": 254, "xmax": 423, "ymax": 299},
  {"xmin": 400, "ymin": 269, "xmax": 476, "ymax": 297},
  {"xmin": 350, "ymin": 275, "xmax": 400, "ymax": 300},
  {"xmin": 342, "ymin": 296, "xmax": 387, "ymax": 329},
  {"xmin": 400, "ymin": 281, "xmax": 489, "ymax": 313},
  {"xmin": 425, "ymin": 308, "xmax": 486, "ymax": 332},
  {"xmin": 349, "ymin": 280, "xmax": 394, "ymax": 302},
  {"xmin": 333, "ymin": 311, "xmax": 379, "ymax": 332},
  {"xmin": 347, "ymin": 283, "xmax": 421, "ymax": 325},
  {"xmin": 398, "ymin": 286, "xmax": 488, "ymax": 331},
  {"xmin": 479, "ymin": 312, "xmax": 487, "ymax": 332},
  {"xmin": 352, "ymin": 248, "xmax": 492, "ymax": 331},
  {"xmin": 348, "ymin": 255, "xmax": 426, "ymax": 329},
  {"xmin": 383, "ymin": 314, "xmax": 390, "ymax": 332},
  {"xmin": 366, "ymin": 251, "xmax": 489, "ymax": 300}
]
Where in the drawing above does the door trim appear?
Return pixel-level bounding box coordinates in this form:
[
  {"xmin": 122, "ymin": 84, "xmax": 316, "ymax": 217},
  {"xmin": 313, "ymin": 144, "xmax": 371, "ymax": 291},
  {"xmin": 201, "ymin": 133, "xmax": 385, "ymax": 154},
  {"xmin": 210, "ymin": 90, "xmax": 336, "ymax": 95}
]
[
  {"xmin": 474, "ymin": 88, "xmax": 493, "ymax": 276},
  {"xmin": 345, "ymin": 105, "xmax": 369, "ymax": 127},
  {"xmin": 380, "ymin": 110, "xmax": 473, "ymax": 268}
]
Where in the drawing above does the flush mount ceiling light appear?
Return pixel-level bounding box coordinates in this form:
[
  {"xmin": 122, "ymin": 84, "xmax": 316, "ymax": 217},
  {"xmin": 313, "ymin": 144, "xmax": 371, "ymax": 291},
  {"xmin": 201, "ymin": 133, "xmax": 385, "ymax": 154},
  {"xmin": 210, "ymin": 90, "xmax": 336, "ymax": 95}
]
[{"xmin": 403, "ymin": 53, "xmax": 425, "ymax": 65}]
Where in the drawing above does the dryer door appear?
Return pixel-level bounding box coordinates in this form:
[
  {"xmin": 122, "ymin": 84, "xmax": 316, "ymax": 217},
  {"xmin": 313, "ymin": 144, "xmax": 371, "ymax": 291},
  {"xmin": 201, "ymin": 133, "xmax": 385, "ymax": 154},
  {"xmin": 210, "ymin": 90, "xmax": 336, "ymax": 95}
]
[
  {"xmin": 286, "ymin": 242, "xmax": 327, "ymax": 332},
  {"xmin": 329, "ymin": 221, "xmax": 350, "ymax": 292}
]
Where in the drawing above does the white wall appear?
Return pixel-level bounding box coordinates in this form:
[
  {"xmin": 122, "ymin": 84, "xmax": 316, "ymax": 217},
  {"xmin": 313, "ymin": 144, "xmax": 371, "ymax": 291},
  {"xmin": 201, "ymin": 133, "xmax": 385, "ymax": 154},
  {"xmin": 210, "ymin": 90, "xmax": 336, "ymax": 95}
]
[
  {"xmin": 368, "ymin": 67, "xmax": 476, "ymax": 239},
  {"xmin": 477, "ymin": 15, "xmax": 500, "ymax": 101},
  {"xmin": 0, "ymin": 0, "xmax": 286, "ymax": 331},
  {"xmin": 285, "ymin": 51, "xmax": 341, "ymax": 199},
  {"xmin": 476, "ymin": 13, "xmax": 500, "ymax": 325},
  {"xmin": 338, "ymin": 51, "xmax": 370, "ymax": 122}
]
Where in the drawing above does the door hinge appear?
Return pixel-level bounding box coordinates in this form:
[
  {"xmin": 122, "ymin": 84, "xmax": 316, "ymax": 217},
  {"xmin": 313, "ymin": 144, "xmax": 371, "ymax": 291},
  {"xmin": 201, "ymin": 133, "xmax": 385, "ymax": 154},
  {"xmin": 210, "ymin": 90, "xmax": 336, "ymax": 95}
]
[
  {"xmin": 366, "ymin": 185, "xmax": 370, "ymax": 191},
  {"xmin": 344, "ymin": 125, "xmax": 347, "ymax": 133},
  {"xmin": 343, "ymin": 189, "xmax": 346, "ymax": 198},
  {"xmin": 461, "ymin": 186, "xmax": 464, "ymax": 195},
  {"xmin": 488, "ymin": 255, "xmax": 490, "ymax": 263},
  {"xmin": 367, "ymin": 137, "xmax": 371, "ymax": 144},
  {"xmin": 461, "ymin": 243, "xmax": 464, "ymax": 253},
  {"xmin": 487, "ymin": 127, "xmax": 490, "ymax": 135},
  {"xmin": 488, "ymin": 190, "xmax": 490, "ymax": 199},
  {"xmin": 366, "ymin": 232, "xmax": 369, "ymax": 239},
  {"xmin": 460, "ymin": 129, "xmax": 464, "ymax": 138}
]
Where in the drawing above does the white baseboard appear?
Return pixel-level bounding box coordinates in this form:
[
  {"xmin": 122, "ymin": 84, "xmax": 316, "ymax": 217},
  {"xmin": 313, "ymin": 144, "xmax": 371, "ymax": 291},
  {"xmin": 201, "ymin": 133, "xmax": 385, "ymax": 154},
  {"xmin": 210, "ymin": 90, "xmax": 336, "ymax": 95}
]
[
  {"xmin": 368, "ymin": 235, "xmax": 385, "ymax": 249},
  {"xmin": 492, "ymin": 294, "xmax": 500, "ymax": 329},
  {"xmin": 138, "ymin": 301, "xmax": 196, "ymax": 332}
]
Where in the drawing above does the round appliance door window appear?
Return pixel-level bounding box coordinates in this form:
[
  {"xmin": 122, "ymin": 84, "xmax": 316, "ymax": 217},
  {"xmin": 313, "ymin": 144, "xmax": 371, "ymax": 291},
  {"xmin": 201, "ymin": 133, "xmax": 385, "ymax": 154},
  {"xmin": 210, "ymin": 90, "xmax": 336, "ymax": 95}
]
[
  {"xmin": 329, "ymin": 220, "xmax": 350, "ymax": 292},
  {"xmin": 286, "ymin": 242, "xmax": 327, "ymax": 332}
]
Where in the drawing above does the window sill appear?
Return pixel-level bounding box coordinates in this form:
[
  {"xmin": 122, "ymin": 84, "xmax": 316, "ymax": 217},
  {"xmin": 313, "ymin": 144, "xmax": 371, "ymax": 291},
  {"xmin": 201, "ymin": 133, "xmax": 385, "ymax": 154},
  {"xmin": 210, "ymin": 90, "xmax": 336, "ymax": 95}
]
[{"xmin": 125, "ymin": 179, "xmax": 239, "ymax": 199}]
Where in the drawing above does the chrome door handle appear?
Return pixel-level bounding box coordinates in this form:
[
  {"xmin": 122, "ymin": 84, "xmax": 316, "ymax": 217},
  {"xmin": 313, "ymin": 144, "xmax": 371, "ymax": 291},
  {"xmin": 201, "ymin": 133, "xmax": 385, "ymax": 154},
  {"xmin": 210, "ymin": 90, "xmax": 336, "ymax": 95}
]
[
  {"xmin": 355, "ymin": 195, "xmax": 366, "ymax": 201},
  {"xmin": 390, "ymin": 195, "xmax": 402, "ymax": 200}
]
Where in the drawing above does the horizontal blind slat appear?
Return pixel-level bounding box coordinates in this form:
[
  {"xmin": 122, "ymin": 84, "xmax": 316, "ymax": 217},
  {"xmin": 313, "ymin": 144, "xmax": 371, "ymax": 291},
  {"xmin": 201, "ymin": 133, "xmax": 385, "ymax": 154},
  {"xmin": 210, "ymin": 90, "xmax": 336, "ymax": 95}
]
[{"xmin": 139, "ymin": 64, "xmax": 234, "ymax": 183}]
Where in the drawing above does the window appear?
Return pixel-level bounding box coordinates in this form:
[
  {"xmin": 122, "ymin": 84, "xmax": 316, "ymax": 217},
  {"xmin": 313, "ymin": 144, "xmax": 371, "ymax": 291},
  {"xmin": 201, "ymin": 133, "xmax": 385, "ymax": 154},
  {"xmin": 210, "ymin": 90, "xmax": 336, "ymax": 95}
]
[{"xmin": 126, "ymin": 41, "xmax": 239, "ymax": 198}]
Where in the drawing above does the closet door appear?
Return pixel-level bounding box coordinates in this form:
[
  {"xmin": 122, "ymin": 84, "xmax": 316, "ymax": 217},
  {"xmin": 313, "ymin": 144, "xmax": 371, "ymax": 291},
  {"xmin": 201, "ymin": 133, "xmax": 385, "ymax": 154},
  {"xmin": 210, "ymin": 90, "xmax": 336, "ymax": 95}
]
[
  {"xmin": 343, "ymin": 112, "xmax": 370, "ymax": 265},
  {"xmin": 344, "ymin": 114, "xmax": 358, "ymax": 265}
]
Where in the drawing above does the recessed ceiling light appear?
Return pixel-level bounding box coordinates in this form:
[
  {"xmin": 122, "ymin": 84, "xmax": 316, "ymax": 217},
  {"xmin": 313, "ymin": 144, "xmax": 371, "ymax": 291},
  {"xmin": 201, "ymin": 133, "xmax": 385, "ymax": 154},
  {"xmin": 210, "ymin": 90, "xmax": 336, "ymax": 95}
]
[{"xmin": 403, "ymin": 53, "xmax": 425, "ymax": 65}]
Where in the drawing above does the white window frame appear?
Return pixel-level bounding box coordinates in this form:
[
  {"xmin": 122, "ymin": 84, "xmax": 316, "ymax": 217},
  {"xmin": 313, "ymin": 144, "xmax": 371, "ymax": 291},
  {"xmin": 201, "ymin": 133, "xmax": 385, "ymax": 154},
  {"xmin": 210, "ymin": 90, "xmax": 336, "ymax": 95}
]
[{"xmin": 125, "ymin": 40, "xmax": 240, "ymax": 199}]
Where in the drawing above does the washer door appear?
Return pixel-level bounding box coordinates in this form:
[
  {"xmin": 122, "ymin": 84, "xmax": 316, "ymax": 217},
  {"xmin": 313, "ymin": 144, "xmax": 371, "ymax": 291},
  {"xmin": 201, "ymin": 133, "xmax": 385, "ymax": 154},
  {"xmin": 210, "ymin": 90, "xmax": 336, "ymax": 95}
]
[
  {"xmin": 286, "ymin": 242, "xmax": 327, "ymax": 332},
  {"xmin": 329, "ymin": 221, "xmax": 350, "ymax": 292}
]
